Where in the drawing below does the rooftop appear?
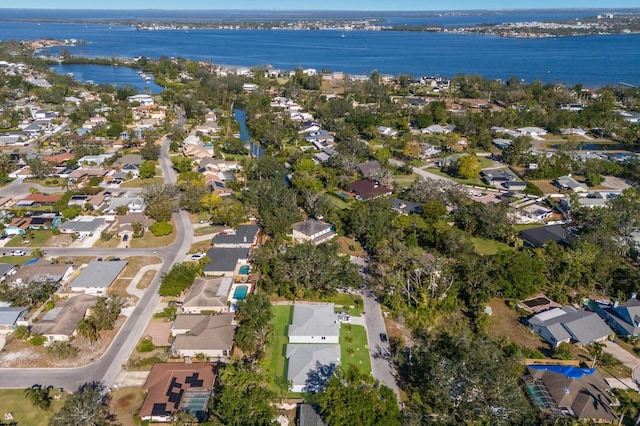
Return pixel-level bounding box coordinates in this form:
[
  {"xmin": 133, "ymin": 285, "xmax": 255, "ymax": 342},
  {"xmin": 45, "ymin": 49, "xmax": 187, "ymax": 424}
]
[{"xmin": 69, "ymin": 260, "xmax": 127, "ymax": 290}]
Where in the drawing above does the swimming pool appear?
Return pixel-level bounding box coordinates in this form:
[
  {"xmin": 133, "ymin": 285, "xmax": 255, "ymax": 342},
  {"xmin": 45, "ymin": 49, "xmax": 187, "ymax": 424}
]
[
  {"xmin": 233, "ymin": 285, "xmax": 249, "ymax": 300},
  {"xmin": 238, "ymin": 265, "xmax": 250, "ymax": 275}
]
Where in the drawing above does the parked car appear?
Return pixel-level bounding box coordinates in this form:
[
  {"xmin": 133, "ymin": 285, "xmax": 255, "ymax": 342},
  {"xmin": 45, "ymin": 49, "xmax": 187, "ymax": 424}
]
[
  {"xmin": 10, "ymin": 250, "xmax": 26, "ymax": 256},
  {"xmin": 110, "ymin": 257, "xmax": 121, "ymax": 262},
  {"xmin": 191, "ymin": 252, "xmax": 206, "ymax": 260},
  {"xmin": 379, "ymin": 333, "xmax": 388, "ymax": 343},
  {"xmin": 122, "ymin": 234, "xmax": 129, "ymax": 242},
  {"xmin": 77, "ymin": 234, "xmax": 86, "ymax": 241}
]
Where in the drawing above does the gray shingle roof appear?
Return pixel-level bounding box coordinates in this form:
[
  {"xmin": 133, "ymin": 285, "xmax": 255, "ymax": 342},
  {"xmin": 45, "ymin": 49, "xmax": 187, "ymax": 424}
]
[
  {"xmin": 182, "ymin": 277, "xmax": 233, "ymax": 310},
  {"xmin": 292, "ymin": 219, "xmax": 332, "ymax": 237},
  {"xmin": 69, "ymin": 261, "xmax": 127, "ymax": 290},
  {"xmin": 0, "ymin": 306, "xmax": 29, "ymax": 327},
  {"xmin": 171, "ymin": 313, "xmax": 236, "ymax": 352},
  {"xmin": 59, "ymin": 218, "xmax": 104, "ymax": 234},
  {"xmin": 288, "ymin": 304, "xmax": 339, "ymax": 339},
  {"xmin": 203, "ymin": 248, "xmax": 250, "ymax": 273},
  {"xmin": 286, "ymin": 344, "xmax": 340, "ymax": 392},
  {"xmin": 529, "ymin": 306, "xmax": 612, "ymax": 345},
  {"xmin": 0, "ymin": 263, "xmax": 15, "ymax": 277},
  {"xmin": 211, "ymin": 224, "xmax": 259, "ymax": 246}
]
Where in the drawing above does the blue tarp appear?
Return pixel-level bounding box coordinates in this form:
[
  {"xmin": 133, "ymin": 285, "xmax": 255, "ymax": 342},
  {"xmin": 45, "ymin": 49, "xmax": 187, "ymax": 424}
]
[
  {"xmin": 23, "ymin": 258, "xmax": 39, "ymax": 266},
  {"xmin": 527, "ymin": 364, "xmax": 596, "ymax": 380}
]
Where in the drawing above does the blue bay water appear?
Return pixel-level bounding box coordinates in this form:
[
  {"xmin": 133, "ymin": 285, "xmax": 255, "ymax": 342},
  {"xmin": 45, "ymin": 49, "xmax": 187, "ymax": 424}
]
[
  {"xmin": 51, "ymin": 63, "xmax": 163, "ymax": 93},
  {"xmin": 0, "ymin": 10, "xmax": 639, "ymax": 87}
]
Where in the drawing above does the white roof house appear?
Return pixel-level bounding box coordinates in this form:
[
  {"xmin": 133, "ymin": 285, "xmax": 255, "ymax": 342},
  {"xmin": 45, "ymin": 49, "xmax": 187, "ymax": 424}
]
[
  {"xmin": 69, "ymin": 261, "xmax": 128, "ymax": 295},
  {"xmin": 287, "ymin": 304, "xmax": 339, "ymax": 344},
  {"xmin": 58, "ymin": 217, "xmax": 105, "ymax": 235}
]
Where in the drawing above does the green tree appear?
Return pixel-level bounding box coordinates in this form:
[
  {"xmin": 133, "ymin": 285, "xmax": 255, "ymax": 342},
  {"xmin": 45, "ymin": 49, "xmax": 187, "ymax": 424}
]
[
  {"xmin": 140, "ymin": 141, "xmax": 161, "ymax": 161},
  {"xmin": 149, "ymin": 221, "xmax": 173, "ymax": 236},
  {"xmin": 171, "ymin": 156, "xmax": 193, "ymax": 173},
  {"xmin": 24, "ymin": 385, "xmax": 52, "ymax": 411},
  {"xmin": 234, "ymin": 294, "xmax": 273, "ymax": 357},
  {"xmin": 143, "ymin": 184, "xmax": 179, "ymax": 222},
  {"xmin": 454, "ymin": 154, "xmax": 482, "ymax": 179},
  {"xmin": 26, "ymin": 157, "xmax": 54, "ymax": 179},
  {"xmin": 49, "ymin": 382, "xmax": 118, "ymax": 426},
  {"xmin": 208, "ymin": 362, "xmax": 277, "ymax": 426},
  {"xmin": 13, "ymin": 324, "xmax": 30, "ymax": 340},
  {"xmin": 159, "ymin": 262, "xmax": 198, "ymax": 297},
  {"xmin": 139, "ymin": 160, "xmax": 156, "ymax": 179},
  {"xmin": 319, "ymin": 366, "xmax": 400, "ymax": 426}
]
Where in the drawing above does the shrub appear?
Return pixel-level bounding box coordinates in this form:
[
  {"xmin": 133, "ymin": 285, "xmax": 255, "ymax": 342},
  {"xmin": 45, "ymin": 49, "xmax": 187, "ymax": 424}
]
[
  {"xmin": 13, "ymin": 325, "xmax": 30, "ymax": 340},
  {"xmin": 42, "ymin": 300, "xmax": 55, "ymax": 311},
  {"xmin": 137, "ymin": 337, "xmax": 156, "ymax": 353},
  {"xmin": 150, "ymin": 221, "xmax": 173, "ymax": 237},
  {"xmin": 28, "ymin": 334, "xmax": 46, "ymax": 346}
]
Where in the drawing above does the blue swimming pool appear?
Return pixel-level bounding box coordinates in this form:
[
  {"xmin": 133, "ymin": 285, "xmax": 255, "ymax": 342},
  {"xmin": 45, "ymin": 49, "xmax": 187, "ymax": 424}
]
[
  {"xmin": 238, "ymin": 265, "xmax": 250, "ymax": 275},
  {"xmin": 233, "ymin": 285, "xmax": 249, "ymax": 300}
]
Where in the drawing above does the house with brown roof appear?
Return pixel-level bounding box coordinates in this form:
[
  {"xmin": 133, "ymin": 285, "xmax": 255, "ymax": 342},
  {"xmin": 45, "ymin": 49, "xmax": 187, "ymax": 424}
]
[
  {"xmin": 350, "ymin": 179, "xmax": 392, "ymax": 201},
  {"xmin": 170, "ymin": 313, "xmax": 236, "ymax": 359},
  {"xmin": 7, "ymin": 261, "xmax": 73, "ymax": 287},
  {"xmin": 30, "ymin": 294, "xmax": 97, "ymax": 343},
  {"xmin": 17, "ymin": 193, "xmax": 62, "ymax": 206},
  {"xmin": 42, "ymin": 152, "xmax": 74, "ymax": 166},
  {"xmin": 524, "ymin": 365, "xmax": 617, "ymax": 423},
  {"xmin": 140, "ymin": 363, "xmax": 215, "ymax": 423}
]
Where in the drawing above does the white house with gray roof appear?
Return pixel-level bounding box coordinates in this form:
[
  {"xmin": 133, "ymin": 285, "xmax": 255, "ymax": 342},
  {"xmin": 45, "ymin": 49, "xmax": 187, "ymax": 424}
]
[
  {"xmin": 0, "ymin": 306, "xmax": 29, "ymax": 335},
  {"xmin": 58, "ymin": 217, "xmax": 105, "ymax": 236},
  {"xmin": 286, "ymin": 344, "xmax": 341, "ymax": 392},
  {"xmin": 292, "ymin": 220, "xmax": 336, "ymax": 245},
  {"xmin": 528, "ymin": 306, "xmax": 612, "ymax": 347},
  {"xmin": 288, "ymin": 304, "xmax": 340, "ymax": 344},
  {"xmin": 211, "ymin": 224, "xmax": 259, "ymax": 248},
  {"xmin": 69, "ymin": 260, "xmax": 127, "ymax": 295}
]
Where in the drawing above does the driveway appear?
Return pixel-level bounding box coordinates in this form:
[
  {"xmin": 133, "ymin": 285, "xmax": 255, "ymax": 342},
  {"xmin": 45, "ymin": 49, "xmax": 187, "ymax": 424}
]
[
  {"xmin": 603, "ymin": 341, "xmax": 640, "ymax": 390},
  {"xmin": 389, "ymin": 158, "xmax": 454, "ymax": 183}
]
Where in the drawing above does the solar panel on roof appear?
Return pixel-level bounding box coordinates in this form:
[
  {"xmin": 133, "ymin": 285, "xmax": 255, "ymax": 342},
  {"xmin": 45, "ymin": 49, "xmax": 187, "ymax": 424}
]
[{"xmin": 151, "ymin": 403, "xmax": 168, "ymax": 416}]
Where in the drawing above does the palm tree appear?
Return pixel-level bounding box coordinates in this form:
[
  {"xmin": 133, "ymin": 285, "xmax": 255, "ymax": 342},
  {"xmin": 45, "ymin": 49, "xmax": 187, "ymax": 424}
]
[
  {"xmin": 23, "ymin": 385, "xmax": 51, "ymax": 411},
  {"xmin": 76, "ymin": 319, "xmax": 98, "ymax": 345},
  {"xmin": 615, "ymin": 389, "xmax": 638, "ymax": 426}
]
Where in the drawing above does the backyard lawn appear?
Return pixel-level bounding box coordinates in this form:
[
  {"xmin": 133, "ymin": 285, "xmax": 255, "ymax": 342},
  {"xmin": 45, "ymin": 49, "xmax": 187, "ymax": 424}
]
[
  {"xmin": 0, "ymin": 388, "xmax": 67, "ymax": 425},
  {"xmin": 119, "ymin": 176, "xmax": 164, "ymax": 188},
  {"xmin": 0, "ymin": 255, "xmax": 33, "ymax": 265},
  {"xmin": 340, "ymin": 323, "xmax": 372, "ymax": 375},
  {"xmin": 265, "ymin": 305, "xmax": 293, "ymax": 388},
  {"xmin": 471, "ymin": 237, "xmax": 512, "ymax": 256}
]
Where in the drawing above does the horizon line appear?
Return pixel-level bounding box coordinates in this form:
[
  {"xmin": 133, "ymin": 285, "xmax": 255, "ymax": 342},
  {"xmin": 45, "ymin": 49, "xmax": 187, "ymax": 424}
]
[{"xmin": 1, "ymin": 7, "xmax": 639, "ymax": 12}]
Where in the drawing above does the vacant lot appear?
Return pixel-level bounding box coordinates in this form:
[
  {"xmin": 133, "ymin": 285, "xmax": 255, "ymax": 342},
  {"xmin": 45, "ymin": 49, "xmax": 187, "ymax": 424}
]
[
  {"xmin": 109, "ymin": 387, "xmax": 146, "ymax": 426},
  {"xmin": 471, "ymin": 237, "xmax": 512, "ymax": 256},
  {"xmin": 0, "ymin": 388, "xmax": 67, "ymax": 425},
  {"xmin": 485, "ymin": 298, "xmax": 551, "ymax": 356},
  {"xmin": 129, "ymin": 225, "xmax": 176, "ymax": 248},
  {"xmin": 5, "ymin": 230, "xmax": 53, "ymax": 248}
]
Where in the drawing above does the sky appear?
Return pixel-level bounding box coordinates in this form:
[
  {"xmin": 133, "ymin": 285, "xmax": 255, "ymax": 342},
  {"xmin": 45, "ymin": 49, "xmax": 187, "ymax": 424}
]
[{"xmin": 6, "ymin": 1, "xmax": 640, "ymax": 11}]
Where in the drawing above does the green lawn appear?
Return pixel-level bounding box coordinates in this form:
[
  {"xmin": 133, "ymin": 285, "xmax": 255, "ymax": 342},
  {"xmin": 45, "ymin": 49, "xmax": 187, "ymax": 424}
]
[
  {"xmin": 119, "ymin": 177, "xmax": 164, "ymax": 188},
  {"xmin": 471, "ymin": 237, "xmax": 512, "ymax": 256},
  {"xmin": 0, "ymin": 388, "xmax": 67, "ymax": 425},
  {"xmin": 513, "ymin": 223, "xmax": 545, "ymax": 232},
  {"xmin": 5, "ymin": 230, "xmax": 53, "ymax": 248},
  {"xmin": 340, "ymin": 323, "xmax": 372, "ymax": 375},
  {"xmin": 0, "ymin": 255, "xmax": 33, "ymax": 265},
  {"xmin": 265, "ymin": 305, "xmax": 293, "ymax": 388},
  {"xmin": 394, "ymin": 173, "xmax": 419, "ymax": 188}
]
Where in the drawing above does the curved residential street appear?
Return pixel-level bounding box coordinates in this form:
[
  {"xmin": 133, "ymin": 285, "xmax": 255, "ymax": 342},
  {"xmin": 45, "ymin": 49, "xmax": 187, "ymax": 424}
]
[{"xmin": 0, "ymin": 138, "xmax": 193, "ymax": 391}]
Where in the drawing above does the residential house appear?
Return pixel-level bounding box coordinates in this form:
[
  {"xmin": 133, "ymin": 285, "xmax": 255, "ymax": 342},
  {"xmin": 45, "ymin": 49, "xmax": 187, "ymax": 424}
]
[
  {"xmin": 0, "ymin": 263, "xmax": 16, "ymax": 281},
  {"xmin": 7, "ymin": 261, "xmax": 73, "ymax": 286},
  {"xmin": 211, "ymin": 224, "xmax": 259, "ymax": 248},
  {"xmin": 0, "ymin": 306, "xmax": 29, "ymax": 334},
  {"xmin": 350, "ymin": 179, "xmax": 392, "ymax": 201},
  {"xmin": 480, "ymin": 169, "xmax": 517, "ymax": 186},
  {"xmin": 170, "ymin": 313, "xmax": 236, "ymax": 359},
  {"xmin": 528, "ymin": 306, "xmax": 612, "ymax": 347},
  {"xmin": 297, "ymin": 404, "xmax": 328, "ymax": 426},
  {"xmin": 594, "ymin": 296, "xmax": 640, "ymax": 337},
  {"xmin": 419, "ymin": 143, "xmax": 441, "ymax": 158},
  {"xmin": 356, "ymin": 160, "xmax": 383, "ymax": 178},
  {"xmin": 181, "ymin": 277, "xmax": 234, "ymax": 314},
  {"xmin": 58, "ymin": 217, "xmax": 105, "ymax": 236},
  {"xmin": 106, "ymin": 193, "xmax": 146, "ymax": 214},
  {"xmin": 68, "ymin": 260, "xmax": 127, "ymax": 295},
  {"xmin": 17, "ymin": 193, "xmax": 62, "ymax": 207},
  {"xmin": 288, "ymin": 304, "xmax": 340, "ymax": 344},
  {"xmin": 202, "ymin": 248, "xmax": 250, "ymax": 277},
  {"xmin": 517, "ymin": 127, "xmax": 548, "ymax": 137},
  {"xmin": 555, "ymin": 176, "xmax": 588, "ymax": 193},
  {"xmin": 492, "ymin": 138, "xmax": 513, "ymax": 149},
  {"xmin": 140, "ymin": 363, "xmax": 215, "ymax": 423},
  {"xmin": 390, "ymin": 198, "xmax": 422, "ymax": 215},
  {"xmin": 377, "ymin": 126, "xmax": 398, "ymax": 137},
  {"xmin": 524, "ymin": 365, "xmax": 616, "ymax": 423},
  {"xmin": 286, "ymin": 344, "xmax": 341, "ymax": 393},
  {"xmin": 519, "ymin": 225, "xmax": 567, "ymax": 248},
  {"xmin": 127, "ymin": 94, "xmax": 154, "ymax": 106},
  {"xmin": 31, "ymin": 294, "xmax": 97, "ymax": 343},
  {"xmin": 292, "ymin": 220, "xmax": 336, "ymax": 245}
]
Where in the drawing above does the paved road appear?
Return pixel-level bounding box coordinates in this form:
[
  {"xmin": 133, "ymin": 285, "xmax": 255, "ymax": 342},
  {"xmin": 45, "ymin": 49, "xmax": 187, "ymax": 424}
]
[
  {"xmin": 0, "ymin": 137, "xmax": 193, "ymax": 391},
  {"xmin": 360, "ymin": 287, "xmax": 401, "ymax": 401}
]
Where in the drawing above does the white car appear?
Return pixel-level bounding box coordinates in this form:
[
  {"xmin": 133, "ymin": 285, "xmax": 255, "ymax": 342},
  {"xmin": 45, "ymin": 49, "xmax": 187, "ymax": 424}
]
[
  {"xmin": 191, "ymin": 252, "xmax": 206, "ymax": 260},
  {"xmin": 10, "ymin": 250, "xmax": 26, "ymax": 256}
]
